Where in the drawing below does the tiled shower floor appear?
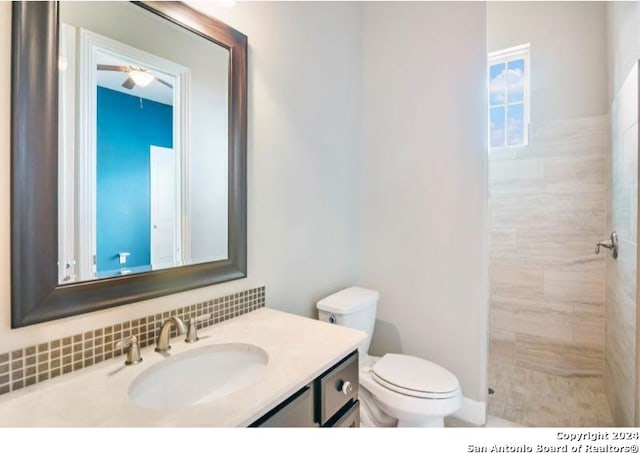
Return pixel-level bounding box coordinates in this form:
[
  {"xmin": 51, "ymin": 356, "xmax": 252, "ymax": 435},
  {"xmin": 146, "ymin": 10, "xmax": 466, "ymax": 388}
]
[{"xmin": 487, "ymin": 360, "xmax": 615, "ymax": 427}]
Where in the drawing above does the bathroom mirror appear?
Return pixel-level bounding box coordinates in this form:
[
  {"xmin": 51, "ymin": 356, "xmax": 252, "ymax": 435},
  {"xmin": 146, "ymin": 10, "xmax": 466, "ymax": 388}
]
[{"xmin": 11, "ymin": 1, "xmax": 247, "ymax": 327}]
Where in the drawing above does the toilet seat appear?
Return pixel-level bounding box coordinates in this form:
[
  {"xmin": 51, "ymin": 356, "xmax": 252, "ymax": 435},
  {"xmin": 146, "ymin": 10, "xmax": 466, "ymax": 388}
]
[
  {"xmin": 370, "ymin": 354, "xmax": 460, "ymax": 399},
  {"xmin": 359, "ymin": 360, "xmax": 462, "ymax": 425}
]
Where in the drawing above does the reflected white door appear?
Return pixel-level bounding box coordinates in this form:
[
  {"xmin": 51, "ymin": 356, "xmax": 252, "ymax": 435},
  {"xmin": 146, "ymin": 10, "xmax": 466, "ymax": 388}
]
[{"xmin": 150, "ymin": 145, "xmax": 177, "ymax": 270}]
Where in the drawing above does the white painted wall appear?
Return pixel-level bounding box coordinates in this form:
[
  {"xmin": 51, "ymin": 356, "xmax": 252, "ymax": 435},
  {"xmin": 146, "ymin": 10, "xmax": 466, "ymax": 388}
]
[
  {"xmin": 488, "ymin": 1, "xmax": 609, "ymax": 122},
  {"xmin": 360, "ymin": 2, "xmax": 489, "ymax": 402},
  {"xmin": 0, "ymin": 1, "xmax": 362, "ymax": 351}
]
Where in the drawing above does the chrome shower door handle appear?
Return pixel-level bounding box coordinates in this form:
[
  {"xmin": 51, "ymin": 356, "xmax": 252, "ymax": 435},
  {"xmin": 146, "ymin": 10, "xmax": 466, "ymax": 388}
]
[{"xmin": 595, "ymin": 231, "xmax": 618, "ymax": 259}]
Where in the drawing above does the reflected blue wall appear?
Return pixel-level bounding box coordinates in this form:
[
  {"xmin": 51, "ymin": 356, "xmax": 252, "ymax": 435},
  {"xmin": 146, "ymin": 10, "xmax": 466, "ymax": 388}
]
[{"xmin": 96, "ymin": 86, "xmax": 173, "ymax": 273}]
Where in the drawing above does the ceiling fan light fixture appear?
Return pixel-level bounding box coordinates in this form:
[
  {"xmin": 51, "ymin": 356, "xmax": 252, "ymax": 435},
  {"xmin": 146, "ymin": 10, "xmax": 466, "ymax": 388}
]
[{"xmin": 129, "ymin": 69, "xmax": 154, "ymax": 87}]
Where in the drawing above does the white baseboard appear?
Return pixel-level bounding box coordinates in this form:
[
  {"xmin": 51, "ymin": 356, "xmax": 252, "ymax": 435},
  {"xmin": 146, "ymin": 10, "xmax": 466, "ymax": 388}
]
[{"xmin": 452, "ymin": 397, "xmax": 486, "ymax": 426}]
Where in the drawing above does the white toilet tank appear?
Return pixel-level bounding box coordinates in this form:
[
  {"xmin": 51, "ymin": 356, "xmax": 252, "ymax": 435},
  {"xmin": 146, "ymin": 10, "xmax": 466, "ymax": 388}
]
[{"xmin": 316, "ymin": 287, "xmax": 378, "ymax": 358}]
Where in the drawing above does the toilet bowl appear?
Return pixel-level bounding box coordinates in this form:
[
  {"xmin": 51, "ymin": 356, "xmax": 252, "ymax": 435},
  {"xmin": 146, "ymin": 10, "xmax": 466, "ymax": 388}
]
[
  {"xmin": 316, "ymin": 287, "xmax": 462, "ymax": 427},
  {"xmin": 359, "ymin": 354, "xmax": 462, "ymax": 427}
]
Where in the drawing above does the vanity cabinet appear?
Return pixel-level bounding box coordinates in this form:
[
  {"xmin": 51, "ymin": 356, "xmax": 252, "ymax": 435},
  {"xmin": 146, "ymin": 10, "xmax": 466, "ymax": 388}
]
[
  {"xmin": 250, "ymin": 350, "xmax": 359, "ymax": 428},
  {"xmin": 254, "ymin": 386, "xmax": 315, "ymax": 427}
]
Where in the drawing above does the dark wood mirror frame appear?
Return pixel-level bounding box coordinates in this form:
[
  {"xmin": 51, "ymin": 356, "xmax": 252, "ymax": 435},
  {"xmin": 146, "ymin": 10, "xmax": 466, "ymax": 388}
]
[{"xmin": 11, "ymin": 1, "xmax": 247, "ymax": 328}]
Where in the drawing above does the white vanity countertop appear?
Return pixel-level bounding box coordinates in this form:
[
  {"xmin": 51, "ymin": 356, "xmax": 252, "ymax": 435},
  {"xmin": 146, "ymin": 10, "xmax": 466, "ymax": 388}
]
[{"xmin": 0, "ymin": 308, "xmax": 366, "ymax": 427}]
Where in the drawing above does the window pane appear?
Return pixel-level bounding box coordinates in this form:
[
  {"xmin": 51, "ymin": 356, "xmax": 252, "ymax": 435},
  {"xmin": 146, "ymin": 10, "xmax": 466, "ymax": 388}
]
[
  {"xmin": 507, "ymin": 58, "xmax": 525, "ymax": 103},
  {"xmin": 489, "ymin": 63, "xmax": 505, "ymax": 106},
  {"xmin": 490, "ymin": 106, "xmax": 505, "ymax": 148},
  {"xmin": 507, "ymin": 103, "xmax": 524, "ymax": 146}
]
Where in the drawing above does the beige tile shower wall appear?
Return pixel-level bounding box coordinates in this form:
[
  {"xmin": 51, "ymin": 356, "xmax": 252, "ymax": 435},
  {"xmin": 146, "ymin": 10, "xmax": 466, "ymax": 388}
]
[
  {"xmin": 489, "ymin": 115, "xmax": 608, "ymax": 377},
  {"xmin": 605, "ymin": 62, "xmax": 638, "ymax": 427}
]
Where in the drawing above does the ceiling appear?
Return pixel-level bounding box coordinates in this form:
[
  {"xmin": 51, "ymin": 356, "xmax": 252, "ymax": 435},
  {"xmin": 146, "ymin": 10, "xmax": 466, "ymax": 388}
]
[{"xmin": 96, "ymin": 53, "xmax": 175, "ymax": 106}]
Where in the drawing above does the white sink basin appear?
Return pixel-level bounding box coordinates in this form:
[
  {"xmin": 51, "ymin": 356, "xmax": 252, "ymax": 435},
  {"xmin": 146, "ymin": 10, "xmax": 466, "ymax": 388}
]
[{"xmin": 128, "ymin": 343, "xmax": 268, "ymax": 409}]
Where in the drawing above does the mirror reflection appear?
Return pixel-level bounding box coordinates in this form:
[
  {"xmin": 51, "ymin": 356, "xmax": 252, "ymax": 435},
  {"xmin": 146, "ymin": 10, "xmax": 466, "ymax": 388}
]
[{"xmin": 57, "ymin": 2, "xmax": 230, "ymax": 284}]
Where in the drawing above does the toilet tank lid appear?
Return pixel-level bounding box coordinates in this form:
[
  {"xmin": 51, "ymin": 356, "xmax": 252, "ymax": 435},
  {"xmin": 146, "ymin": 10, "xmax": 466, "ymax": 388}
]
[{"xmin": 316, "ymin": 287, "xmax": 379, "ymax": 314}]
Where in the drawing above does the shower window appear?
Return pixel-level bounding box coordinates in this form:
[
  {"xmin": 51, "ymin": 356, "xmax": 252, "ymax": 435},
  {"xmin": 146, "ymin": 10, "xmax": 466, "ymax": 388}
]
[{"xmin": 488, "ymin": 44, "xmax": 530, "ymax": 148}]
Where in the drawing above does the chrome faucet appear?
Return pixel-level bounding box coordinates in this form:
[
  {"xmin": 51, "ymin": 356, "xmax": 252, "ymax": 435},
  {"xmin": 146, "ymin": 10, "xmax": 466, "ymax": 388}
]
[{"xmin": 155, "ymin": 316, "xmax": 187, "ymax": 352}]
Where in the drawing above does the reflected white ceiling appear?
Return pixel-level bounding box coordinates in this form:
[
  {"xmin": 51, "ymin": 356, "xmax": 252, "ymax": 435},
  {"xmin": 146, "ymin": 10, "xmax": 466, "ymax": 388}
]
[{"xmin": 96, "ymin": 53, "xmax": 175, "ymax": 106}]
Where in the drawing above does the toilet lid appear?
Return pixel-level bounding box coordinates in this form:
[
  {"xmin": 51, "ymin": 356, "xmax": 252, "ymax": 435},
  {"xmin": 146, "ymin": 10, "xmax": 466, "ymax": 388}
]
[{"xmin": 370, "ymin": 354, "xmax": 460, "ymax": 397}]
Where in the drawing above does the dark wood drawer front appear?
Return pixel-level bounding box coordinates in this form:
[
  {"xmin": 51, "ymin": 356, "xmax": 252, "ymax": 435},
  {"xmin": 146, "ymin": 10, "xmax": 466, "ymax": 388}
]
[
  {"xmin": 318, "ymin": 351, "xmax": 359, "ymax": 425},
  {"xmin": 254, "ymin": 386, "xmax": 315, "ymax": 427},
  {"xmin": 330, "ymin": 400, "xmax": 360, "ymax": 427}
]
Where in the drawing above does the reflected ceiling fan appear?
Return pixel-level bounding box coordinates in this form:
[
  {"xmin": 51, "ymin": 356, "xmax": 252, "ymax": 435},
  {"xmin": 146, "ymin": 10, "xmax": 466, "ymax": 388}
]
[{"xmin": 97, "ymin": 64, "xmax": 173, "ymax": 90}]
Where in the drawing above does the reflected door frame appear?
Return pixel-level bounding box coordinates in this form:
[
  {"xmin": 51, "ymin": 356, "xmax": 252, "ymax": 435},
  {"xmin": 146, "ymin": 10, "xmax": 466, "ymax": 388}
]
[{"xmin": 58, "ymin": 26, "xmax": 191, "ymax": 283}]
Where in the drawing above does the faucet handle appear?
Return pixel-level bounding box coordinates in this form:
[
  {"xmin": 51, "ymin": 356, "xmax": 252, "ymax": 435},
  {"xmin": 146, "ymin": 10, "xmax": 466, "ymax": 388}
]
[
  {"xmin": 185, "ymin": 314, "xmax": 212, "ymax": 343},
  {"xmin": 115, "ymin": 335, "xmax": 142, "ymax": 365}
]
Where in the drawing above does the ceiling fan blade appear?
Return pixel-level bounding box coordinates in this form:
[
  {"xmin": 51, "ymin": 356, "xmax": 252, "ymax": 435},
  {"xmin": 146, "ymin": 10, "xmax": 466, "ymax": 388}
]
[
  {"xmin": 97, "ymin": 64, "xmax": 129, "ymax": 72},
  {"xmin": 156, "ymin": 77, "xmax": 173, "ymax": 89},
  {"xmin": 121, "ymin": 76, "xmax": 136, "ymax": 90}
]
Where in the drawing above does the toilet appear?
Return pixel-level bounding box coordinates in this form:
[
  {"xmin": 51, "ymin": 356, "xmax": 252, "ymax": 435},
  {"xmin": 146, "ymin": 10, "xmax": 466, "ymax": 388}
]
[{"xmin": 316, "ymin": 286, "xmax": 462, "ymax": 427}]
